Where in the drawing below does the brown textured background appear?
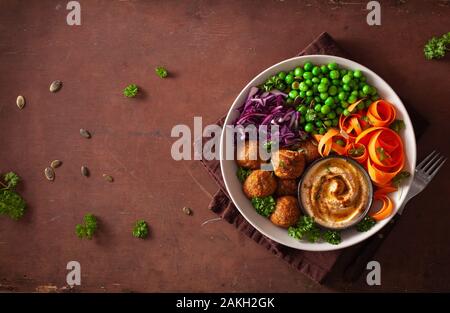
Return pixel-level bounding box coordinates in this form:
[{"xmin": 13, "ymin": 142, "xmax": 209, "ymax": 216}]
[{"xmin": 0, "ymin": 0, "xmax": 449, "ymax": 292}]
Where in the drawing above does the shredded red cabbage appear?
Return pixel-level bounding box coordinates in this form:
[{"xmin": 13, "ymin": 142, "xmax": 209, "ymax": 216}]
[{"xmin": 234, "ymin": 87, "xmax": 305, "ymax": 147}]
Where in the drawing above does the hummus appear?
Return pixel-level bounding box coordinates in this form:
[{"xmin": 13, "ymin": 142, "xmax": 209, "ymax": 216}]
[{"xmin": 300, "ymin": 157, "xmax": 372, "ymax": 229}]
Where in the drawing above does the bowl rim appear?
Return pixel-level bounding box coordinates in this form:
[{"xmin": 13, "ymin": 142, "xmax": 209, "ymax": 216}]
[
  {"xmin": 219, "ymin": 54, "xmax": 417, "ymax": 251},
  {"xmin": 297, "ymin": 155, "xmax": 374, "ymax": 230}
]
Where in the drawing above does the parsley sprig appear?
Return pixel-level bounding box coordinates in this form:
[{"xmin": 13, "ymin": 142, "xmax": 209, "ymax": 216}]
[
  {"xmin": 76, "ymin": 214, "xmax": 98, "ymax": 239},
  {"xmin": 424, "ymin": 32, "xmax": 450, "ymax": 60},
  {"xmin": 123, "ymin": 84, "xmax": 139, "ymax": 98},
  {"xmin": 132, "ymin": 220, "xmax": 149, "ymax": 239},
  {"xmin": 251, "ymin": 196, "xmax": 276, "ymax": 217},
  {"xmin": 0, "ymin": 172, "xmax": 26, "ymax": 220}
]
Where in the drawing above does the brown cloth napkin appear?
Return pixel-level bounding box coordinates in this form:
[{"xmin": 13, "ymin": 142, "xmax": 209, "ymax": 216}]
[{"xmin": 200, "ymin": 32, "xmax": 426, "ymax": 283}]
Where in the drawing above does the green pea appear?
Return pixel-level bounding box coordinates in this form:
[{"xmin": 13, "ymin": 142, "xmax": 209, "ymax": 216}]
[
  {"xmin": 357, "ymin": 102, "xmax": 365, "ymax": 110},
  {"xmin": 285, "ymin": 74, "xmax": 294, "ymax": 84},
  {"xmin": 303, "ymin": 72, "xmax": 313, "ymax": 80},
  {"xmin": 324, "ymin": 120, "xmax": 332, "ymax": 127},
  {"xmin": 314, "ymin": 104, "xmax": 322, "ymax": 112},
  {"xmin": 278, "ymin": 71, "xmax": 287, "ymax": 80},
  {"xmin": 312, "ymin": 66, "xmax": 320, "ymax": 76},
  {"xmin": 315, "ymin": 120, "xmax": 323, "ymax": 128},
  {"xmin": 371, "ymin": 95, "xmax": 380, "ymax": 101},
  {"xmin": 362, "ymin": 85, "xmax": 371, "ymax": 95},
  {"xmin": 312, "ymin": 84, "xmax": 319, "ymax": 92},
  {"xmin": 327, "ymin": 62, "xmax": 338, "ymax": 70},
  {"xmin": 314, "ymin": 96, "xmax": 321, "ymax": 103},
  {"xmin": 305, "ymin": 79, "xmax": 313, "ymax": 86},
  {"xmin": 340, "ymin": 69, "xmax": 347, "ymax": 76},
  {"xmin": 297, "ymin": 105, "xmax": 307, "ymax": 114},
  {"xmin": 327, "ymin": 111, "xmax": 336, "ymax": 119},
  {"xmin": 353, "ymin": 70, "xmax": 362, "ymax": 78},
  {"xmin": 328, "ymin": 85, "xmax": 338, "ymax": 96},
  {"xmin": 320, "ymin": 65, "xmax": 329, "ymax": 74},
  {"xmin": 304, "ymin": 123, "xmax": 314, "ymax": 133},
  {"xmin": 341, "ymin": 101, "xmax": 349, "ymax": 108},
  {"xmin": 332, "ymin": 79, "xmax": 340, "ymax": 86},
  {"xmin": 320, "ymin": 105, "xmax": 331, "ymax": 114},
  {"xmin": 306, "ymin": 90, "xmax": 313, "ymax": 97},
  {"xmin": 329, "ymin": 70, "xmax": 340, "ymax": 79},
  {"xmin": 306, "ymin": 96, "xmax": 313, "ymax": 103},
  {"xmin": 365, "ymin": 99, "xmax": 372, "ymax": 108},
  {"xmin": 338, "ymin": 91, "xmax": 347, "ymax": 101},
  {"xmin": 320, "ymin": 77, "xmax": 329, "ymax": 85},
  {"xmin": 299, "ymin": 91, "xmax": 306, "ymax": 97},
  {"xmin": 289, "ymin": 71, "xmax": 294, "ymax": 76},
  {"xmin": 342, "ymin": 74, "xmax": 352, "ymax": 84},
  {"xmin": 319, "ymin": 128, "xmax": 326, "ymax": 135},
  {"xmin": 351, "ymin": 90, "xmax": 359, "ymax": 96},
  {"xmin": 332, "ymin": 118, "xmax": 339, "ymax": 126},
  {"xmin": 370, "ymin": 86, "xmax": 377, "ymax": 96},
  {"xmin": 291, "ymin": 81, "xmax": 299, "ymax": 90},
  {"xmin": 336, "ymin": 107, "xmax": 343, "ymax": 115},
  {"xmin": 318, "ymin": 84, "xmax": 328, "ymax": 93},
  {"xmin": 317, "ymin": 112, "xmax": 325, "ymax": 119},
  {"xmin": 299, "ymin": 82, "xmax": 308, "ymax": 91},
  {"xmin": 312, "ymin": 77, "xmax": 320, "ymax": 84},
  {"xmin": 343, "ymin": 109, "xmax": 350, "ymax": 116},
  {"xmin": 360, "ymin": 76, "xmax": 366, "ymax": 82},
  {"xmin": 304, "ymin": 62, "xmax": 313, "ymax": 71},
  {"xmin": 325, "ymin": 97, "xmax": 334, "ymax": 107},
  {"xmin": 348, "ymin": 95, "xmax": 357, "ymax": 103},
  {"xmin": 320, "ymin": 92, "xmax": 328, "ymax": 100},
  {"xmin": 294, "ymin": 67, "xmax": 304, "ymax": 77},
  {"xmin": 289, "ymin": 90, "xmax": 298, "ymax": 99},
  {"xmin": 343, "ymin": 84, "xmax": 351, "ymax": 91}
]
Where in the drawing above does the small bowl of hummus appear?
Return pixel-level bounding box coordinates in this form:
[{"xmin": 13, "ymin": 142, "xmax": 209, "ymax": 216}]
[{"xmin": 299, "ymin": 156, "xmax": 373, "ymax": 230}]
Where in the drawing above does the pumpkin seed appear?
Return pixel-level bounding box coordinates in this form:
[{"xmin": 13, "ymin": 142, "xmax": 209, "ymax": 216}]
[
  {"xmin": 44, "ymin": 167, "xmax": 55, "ymax": 181},
  {"xmin": 103, "ymin": 174, "xmax": 114, "ymax": 182},
  {"xmin": 81, "ymin": 166, "xmax": 89, "ymax": 177},
  {"xmin": 50, "ymin": 160, "xmax": 62, "ymax": 169},
  {"xmin": 49, "ymin": 80, "xmax": 62, "ymax": 93},
  {"xmin": 16, "ymin": 95, "xmax": 25, "ymax": 109},
  {"xmin": 79, "ymin": 128, "xmax": 91, "ymax": 139},
  {"xmin": 182, "ymin": 207, "xmax": 192, "ymax": 216}
]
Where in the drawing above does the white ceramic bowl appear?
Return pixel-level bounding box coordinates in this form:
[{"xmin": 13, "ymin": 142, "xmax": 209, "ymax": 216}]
[{"xmin": 220, "ymin": 55, "xmax": 416, "ymax": 251}]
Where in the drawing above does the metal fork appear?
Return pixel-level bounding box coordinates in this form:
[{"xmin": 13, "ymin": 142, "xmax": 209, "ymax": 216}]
[{"xmin": 398, "ymin": 150, "xmax": 447, "ymax": 214}]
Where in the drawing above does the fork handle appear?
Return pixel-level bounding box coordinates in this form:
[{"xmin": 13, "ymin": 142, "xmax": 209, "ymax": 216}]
[{"xmin": 343, "ymin": 216, "xmax": 399, "ymax": 282}]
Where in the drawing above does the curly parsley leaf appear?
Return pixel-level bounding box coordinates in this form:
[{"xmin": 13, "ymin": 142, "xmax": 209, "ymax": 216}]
[
  {"xmin": 424, "ymin": 32, "xmax": 450, "ymax": 60},
  {"xmin": 392, "ymin": 171, "xmax": 411, "ymax": 187},
  {"xmin": 236, "ymin": 167, "xmax": 252, "ymax": 183},
  {"xmin": 356, "ymin": 216, "xmax": 377, "ymax": 232},
  {"xmin": 251, "ymin": 196, "xmax": 276, "ymax": 217},
  {"xmin": 288, "ymin": 216, "xmax": 322, "ymax": 243},
  {"xmin": 76, "ymin": 214, "xmax": 98, "ymax": 240},
  {"xmin": 0, "ymin": 172, "xmax": 26, "ymax": 220},
  {"xmin": 132, "ymin": 220, "xmax": 149, "ymax": 239},
  {"xmin": 155, "ymin": 66, "xmax": 168, "ymax": 78},
  {"xmin": 322, "ymin": 230, "xmax": 341, "ymax": 245},
  {"xmin": 123, "ymin": 84, "xmax": 139, "ymax": 98},
  {"xmin": 390, "ymin": 119, "xmax": 405, "ymax": 133}
]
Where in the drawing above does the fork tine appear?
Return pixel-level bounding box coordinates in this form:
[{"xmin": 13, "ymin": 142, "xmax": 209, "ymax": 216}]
[
  {"xmin": 429, "ymin": 157, "xmax": 447, "ymax": 180},
  {"xmin": 426, "ymin": 155, "xmax": 444, "ymax": 174},
  {"xmin": 416, "ymin": 150, "xmax": 436, "ymax": 169},
  {"xmin": 423, "ymin": 152, "xmax": 441, "ymax": 172}
]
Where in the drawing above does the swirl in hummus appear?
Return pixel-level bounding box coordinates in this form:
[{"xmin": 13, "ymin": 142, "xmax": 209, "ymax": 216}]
[{"xmin": 300, "ymin": 157, "xmax": 372, "ymax": 229}]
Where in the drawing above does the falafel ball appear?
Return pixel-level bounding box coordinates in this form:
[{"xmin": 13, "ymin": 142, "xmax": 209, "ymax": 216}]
[
  {"xmin": 297, "ymin": 139, "xmax": 320, "ymax": 163},
  {"xmin": 270, "ymin": 196, "xmax": 300, "ymax": 228},
  {"xmin": 236, "ymin": 140, "xmax": 261, "ymax": 169},
  {"xmin": 276, "ymin": 179, "xmax": 298, "ymax": 196},
  {"xmin": 272, "ymin": 149, "xmax": 305, "ymax": 179},
  {"xmin": 243, "ymin": 170, "xmax": 277, "ymax": 198}
]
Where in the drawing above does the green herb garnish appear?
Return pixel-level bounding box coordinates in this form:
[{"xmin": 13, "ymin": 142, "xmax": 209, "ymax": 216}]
[
  {"xmin": 132, "ymin": 220, "xmax": 149, "ymax": 239},
  {"xmin": 392, "ymin": 171, "xmax": 411, "ymax": 187},
  {"xmin": 288, "ymin": 216, "xmax": 321, "ymax": 243},
  {"xmin": 251, "ymin": 196, "xmax": 276, "ymax": 217},
  {"xmin": 390, "ymin": 119, "xmax": 405, "ymax": 133},
  {"xmin": 236, "ymin": 167, "xmax": 252, "ymax": 183},
  {"xmin": 376, "ymin": 147, "xmax": 388, "ymax": 162},
  {"xmin": 424, "ymin": 32, "xmax": 450, "ymax": 60},
  {"xmin": 76, "ymin": 214, "xmax": 98, "ymax": 239},
  {"xmin": 322, "ymin": 230, "xmax": 341, "ymax": 245},
  {"xmin": 123, "ymin": 84, "xmax": 139, "ymax": 98},
  {"xmin": 0, "ymin": 172, "xmax": 26, "ymax": 220},
  {"xmin": 356, "ymin": 216, "xmax": 377, "ymax": 232},
  {"xmin": 349, "ymin": 146, "xmax": 365, "ymax": 157},
  {"xmin": 155, "ymin": 66, "xmax": 168, "ymax": 78}
]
